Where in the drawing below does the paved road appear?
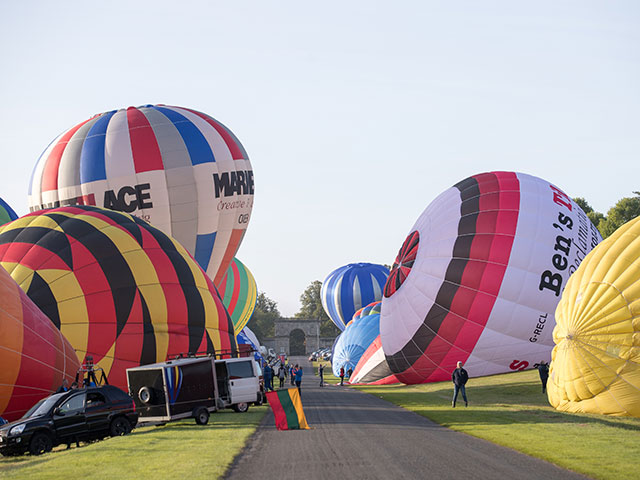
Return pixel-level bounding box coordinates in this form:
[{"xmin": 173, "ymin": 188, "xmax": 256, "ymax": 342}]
[{"xmin": 225, "ymin": 357, "xmax": 588, "ymax": 480}]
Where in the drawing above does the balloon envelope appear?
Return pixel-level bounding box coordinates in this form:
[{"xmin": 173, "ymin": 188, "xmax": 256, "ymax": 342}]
[
  {"xmin": 28, "ymin": 104, "xmax": 254, "ymax": 285},
  {"xmin": 0, "ymin": 197, "xmax": 18, "ymax": 225},
  {"xmin": 321, "ymin": 263, "xmax": 389, "ymax": 331},
  {"xmin": 1, "ymin": 265, "xmax": 80, "ymax": 421},
  {"xmin": 237, "ymin": 326, "xmax": 263, "ymax": 364},
  {"xmin": 0, "ymin": 206, "xmax": 236, "ymax": 389},
  {"xmin": 332, "ymin": 312, "xmax": 381, "ymax": 377},
  {"xmin": 217, "ymin": 257, "xmax": 257, "ymax": 333},
  {"xmin": 381, "ymin": 171, "xmax": 602, "ymax": 384},
  {"xmin": 350, "ymin": 335, "xmax": 399, "ymax": 385},
  {"xmin": 548, "ymin": 216, "xmax": 640, "ymax": 417}
]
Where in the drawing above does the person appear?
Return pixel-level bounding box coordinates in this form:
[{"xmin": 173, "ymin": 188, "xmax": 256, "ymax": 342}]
[
  {"xmin": 318, "ymin": 363, "xmax": 324, "ymax": 387},
  {"xmin": 277, "ymin": 363, "xmax": 287, "ymax": 388},
  {"xmin": 451, "ymin": 361, "xmax": 469, "ymax": 407},
  {"xmin": 263, "ymin": 363, "xmax": 273, "ymax": 392},
  {"xmin": 295, "ymin": 364, "xmax": 303, "ymax": 395},
  {"xmin": 339, "ymin": 366, "xmax": 345, "ymax": 386},
  {"xmin": 290, "ymin": 365, "xmax": 296, "ymax": 386},
  {"xmin": 347, "ymin": 367, "xmax": 353, "ymax": 380},
  {"xmin": 534, "ymin": 361, "xmax": 550, "ymax": 393},
  {"xmin": 56, "ymin": 379, "xmax": 69, "ymax": 393}
]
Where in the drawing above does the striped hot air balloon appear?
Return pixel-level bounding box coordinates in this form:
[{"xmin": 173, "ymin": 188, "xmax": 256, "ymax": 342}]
[
  {"xmin": 381, "ymin": 171, "xmax": 602, "ymax": 384},
  {"xmin": 0, "ymin": 206, "xmax": 236, "ymax": 390},
  {"xmin": 0, "ymin": 265, "xmax": 80, "ymax": 421},
  {"xmin": 321, "ymin": 263, "xmax": 389, "ymax": 331},
  {"xmin": 331, "ymin": 309, "xmax": 381, "ymax": 378},
  {"xmin": 27, "ymin": 104, "xmax": 254, "ymax": 285},
  {"xmin": 0, "ymin": 197, "xmax": 18, "ymax": 225},
  {"xmin": 217, "ymin": 257, "xmax": 257, "ymax": 333}
]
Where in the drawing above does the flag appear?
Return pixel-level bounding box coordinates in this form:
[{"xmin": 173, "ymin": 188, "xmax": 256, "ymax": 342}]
[{"xmin": 265, "ymin": 388, "xmax": 310, "ymax": 430}]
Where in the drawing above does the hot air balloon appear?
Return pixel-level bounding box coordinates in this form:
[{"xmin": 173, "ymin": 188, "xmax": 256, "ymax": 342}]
[
  {"xmin": 321, "ymin": 263, "xmax": 389, "ymax": 331},
  {"xmin": 548, "ymin": 216, "xmax": 640, "ymax": 417},
  {"xmin": 380, "ymin": 171, "xmax": 602, "ymax": 384},
  {"xmin": 217, "ymin": 257, "xmax": 257, "ymax": 333},
  {"xmin": 0, "ymin": 205, "xmax": 236, "ymax": 390},
  {"xmin": 27, "ymin": 104, "xmax": 254, "ymax": 285},
  {"xmin": 350, "ymin": 335, "xmax": 399, "ymax": 385},
  {"xmin": 331, "ymin": 310, "xmax": 381, "ymax": 378},
  {"xmin": 0, "ymin": 197, "xmax": 18, "ymax": 225},
  {"xmin": 237, "ymin": 326, "xmax": 263, "ymax": 364},
  {"xmin": 1, "ymin": 265, "xmax": 80, "ymax": 421}
]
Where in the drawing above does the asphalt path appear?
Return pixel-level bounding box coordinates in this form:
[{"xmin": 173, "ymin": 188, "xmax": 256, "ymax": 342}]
[{"xmin": 225, "ymin": 357, "xmax": 588, "ymax": 480}]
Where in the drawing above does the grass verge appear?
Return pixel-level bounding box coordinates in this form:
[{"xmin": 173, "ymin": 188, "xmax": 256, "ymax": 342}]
[
  {"xmin": 0, "ymin": 407, "xmax": 267, "ymax": 480},
  {"xmin": 354, "ymin": 369, "xmax": 640, "ymax": 480}
]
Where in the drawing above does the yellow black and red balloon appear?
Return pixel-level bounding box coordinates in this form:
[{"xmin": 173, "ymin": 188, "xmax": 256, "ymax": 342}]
[{"xmin": 0, "ymin": 206, "xmax": 236, "ymax": 390}]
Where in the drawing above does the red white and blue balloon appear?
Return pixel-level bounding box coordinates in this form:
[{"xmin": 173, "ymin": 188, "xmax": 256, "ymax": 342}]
[{"xmin": 27, "ymin": 105, "xmax": 253, "ymax": 286}]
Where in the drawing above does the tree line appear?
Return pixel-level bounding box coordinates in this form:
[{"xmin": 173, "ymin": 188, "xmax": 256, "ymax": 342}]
[{"xmin": 574, "ymin": 191, "xmax": 640, "ymax": 239}]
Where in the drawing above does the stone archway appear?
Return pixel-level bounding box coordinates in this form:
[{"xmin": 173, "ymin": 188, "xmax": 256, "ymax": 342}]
[{"xmin": 289, "ymin": 329, "xmax": 306, "ymax": 355}]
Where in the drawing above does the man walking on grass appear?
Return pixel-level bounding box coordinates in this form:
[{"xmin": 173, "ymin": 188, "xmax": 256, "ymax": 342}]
[{"xmin": 452, "ymin": 361, "xmax": 469, "ymax": 408}]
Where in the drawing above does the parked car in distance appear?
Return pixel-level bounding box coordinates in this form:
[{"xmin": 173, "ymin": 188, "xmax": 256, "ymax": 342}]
[{"xmin": 0, "ymin": 385, "xmax": 138, "ymax": 456}]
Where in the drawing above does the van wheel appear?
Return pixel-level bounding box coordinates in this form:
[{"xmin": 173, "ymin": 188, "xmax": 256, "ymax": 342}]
[
  {"xmin": 29, "ymin": 432, "xmax": 53, "ymax": 455},
  {"xmin": 233, "ymin": 402, "xmax": 249, "ymax": 413},
  {"xmin": 110, "ymin": 417, "xmax": 132, "ymax": 436},
  {"xmin": 194, "ymin": 408, "xmax": 209, "ymax": 425}
]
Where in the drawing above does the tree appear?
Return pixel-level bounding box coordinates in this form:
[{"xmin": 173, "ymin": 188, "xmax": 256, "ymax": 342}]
[
  {"xmin": 248, "ymin": 292, "xmax": 280, "ymax": 343},
  {"xmin": 573, "ymin": 197, "xmax": 604, "ymax": 233},
  {"xmin": 598, "ymin": 194, "xmax": 640, "ymax": 238},
  {"xmin": 295, "ymin": 280, "xmax": 340, "ymax": 337}
]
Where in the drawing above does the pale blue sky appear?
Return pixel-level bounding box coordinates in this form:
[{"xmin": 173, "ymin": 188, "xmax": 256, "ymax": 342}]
[{"xmin": 1, "ymin": 1, "xmax": 638, "ymax": 316}]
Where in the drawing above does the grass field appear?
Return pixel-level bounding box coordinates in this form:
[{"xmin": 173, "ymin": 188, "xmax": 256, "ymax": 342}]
[
  {"xmin": 0, "ymin": 407, "xmax": 267, "ymax": 480},
  {"xmin": 354, "ymin": 369, "xmax": 640, "ymax": 480}
]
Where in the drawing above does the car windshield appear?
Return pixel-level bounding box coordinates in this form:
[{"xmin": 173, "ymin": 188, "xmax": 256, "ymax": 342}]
[{"xmin": 22, "ymin": 393, "xmax": 65, "ymax": 419}]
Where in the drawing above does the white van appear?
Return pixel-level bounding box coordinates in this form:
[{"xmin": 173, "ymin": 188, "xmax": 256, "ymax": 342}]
[{"xmin": 126, "ymin": 355, "xmax": 263, "ymax": 425}]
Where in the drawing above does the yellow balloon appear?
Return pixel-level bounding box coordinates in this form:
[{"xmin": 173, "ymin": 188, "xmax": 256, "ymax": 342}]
[{"xmin": 548, "ymin": 216, "xmax": 640, "ymax": 416}]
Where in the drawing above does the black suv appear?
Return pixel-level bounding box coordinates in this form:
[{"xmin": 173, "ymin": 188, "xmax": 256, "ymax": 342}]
[{"xmin": 0, "ymin": 385, "xmax": 138, "ymax": 456}]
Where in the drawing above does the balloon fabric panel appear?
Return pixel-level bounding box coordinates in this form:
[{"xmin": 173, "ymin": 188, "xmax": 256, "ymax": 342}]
[
  {"xmin": 217, "ymin": 257, "xmax": 257, "ymax": 333},
  {"xmin": 331, "ymin": 313, "xmax": 381, "ymax": 377},
  {"xmin": 0, "ymin": 197, "xmax": 18, "ymax": 225}
]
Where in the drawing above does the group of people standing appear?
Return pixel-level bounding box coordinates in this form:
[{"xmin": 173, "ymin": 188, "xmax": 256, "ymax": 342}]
[{"xmin": 262, "ymin": 361, "xmax": 303, "ymax": 395}]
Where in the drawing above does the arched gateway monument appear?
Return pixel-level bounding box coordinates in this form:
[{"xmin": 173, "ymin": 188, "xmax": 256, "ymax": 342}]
[{"xmin": 272, "ymin": 318, "xmax": 335, "ymax": 356}]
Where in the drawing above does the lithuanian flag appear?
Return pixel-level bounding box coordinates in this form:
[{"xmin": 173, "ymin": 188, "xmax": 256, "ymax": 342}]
[{"xmin": 265, "ymin": 388, "xmax": 310, "ymax": 430}]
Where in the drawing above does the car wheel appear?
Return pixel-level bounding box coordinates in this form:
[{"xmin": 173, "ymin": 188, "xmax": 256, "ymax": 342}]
[
  {"xmin": 110, "ymin": 417, "xmax": 132, "ymax": 436},
  {"xmin": 138, "ymin": 386, "xmax": 152, "ymax": 404},
  {"xmin": 194, "ymin": 408, "xmax": 209, "ymax": 425},
  {"xmin": 233, "ymin": 402, "xmax": 249, "ymax": 413},
  {"xmin": 29, "ymin": 432, "xmax": 53, "ymax": 456}
]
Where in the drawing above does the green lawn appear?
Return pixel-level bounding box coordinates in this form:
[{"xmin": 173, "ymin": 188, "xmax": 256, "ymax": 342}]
[
  {"xmin": 355, "ymin": 370, "xmax": 640, "ymax": 480},
  {"xmin": 0, "ymin": 407, "xmax": 267, "ymax": 480}
]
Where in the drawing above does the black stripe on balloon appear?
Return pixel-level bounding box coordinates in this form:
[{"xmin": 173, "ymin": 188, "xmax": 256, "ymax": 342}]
[
  {"xmin": 386, "ymin": 175, "xmax": 480, "ymax": 376},
  {"xmin": 47, "ymin": 212, "xmax": 137, "ymax": 338},
  {"xmin": 138, "ymin": 290, "xmax": 157, "ymax": 365},
  {"xmin": 92, "ymin": 208, "xmax": 145, "ymax": 247},
  {"xmin": 140, "ymin": 224, "xmax": 208, "ymax": 354},
  {"xmin": 26, "ymin": 271, "xmax": 61, "ymax": 329},
  {"xmin": 0, "ymin": 227, "xmax": 74, "ymax": 270}
]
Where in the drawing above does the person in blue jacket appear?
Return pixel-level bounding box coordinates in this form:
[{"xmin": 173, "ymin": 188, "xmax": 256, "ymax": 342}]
[
  {"xmin": 263, "ymin": 363, "xmax": 273, "ymax": 391},
  {"xmin": 294, "ymin": 365, "xmax": 303, "ymax": 395}
]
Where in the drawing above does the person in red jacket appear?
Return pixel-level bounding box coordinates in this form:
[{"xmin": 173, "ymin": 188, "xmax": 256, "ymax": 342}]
[
  {"xmin": 451, "ymin": 361, "xmax": 469, "ymax": 407},
  {"xmin": 339, "ymin": 366, "xmax": 345, "ymax": 386}
]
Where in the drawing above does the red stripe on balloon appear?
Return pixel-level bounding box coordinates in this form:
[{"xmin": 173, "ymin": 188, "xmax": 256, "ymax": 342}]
[
  {"xmin": 183, "ymin": 108, "xmax": 245, "ymax": 160},
  {"xmin": 41, "ymin": 118, "xmax": 93, "ymax": 192},
  {"xmin": 127, "ymin": 107, "xmax": 164, "ymax": 173}
]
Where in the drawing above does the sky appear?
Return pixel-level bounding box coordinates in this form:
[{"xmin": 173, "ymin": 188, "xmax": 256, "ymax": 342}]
[{"xmin": 1, "ymin": 1, "xmax": 638, "ymax": 317}]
